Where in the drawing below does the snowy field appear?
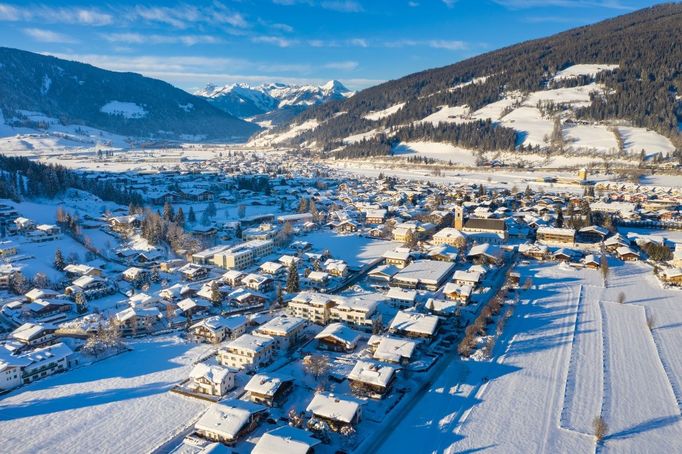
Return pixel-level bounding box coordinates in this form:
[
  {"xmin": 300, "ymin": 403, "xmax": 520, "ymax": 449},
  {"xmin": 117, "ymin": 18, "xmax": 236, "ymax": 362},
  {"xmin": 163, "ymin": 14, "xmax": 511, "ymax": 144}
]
[
  {"xmin": 303, "ymin": 230, "xmax": 402, "ymax": 267},
  {"xmin": 564, "ymin": 124, "xmax": 618, "ymax": 153},
  {"xmin": 418, "ymin": 105, "xmax": 471, "ymax": 126},
  {"xmin": 501, "ymin": 106, "xmax": 553, "ymax": 147},
  {"xmin": 392, "ymin": 141, "xmax": 478, "ymax": 166},
  {"xmin": 378, "ymin": 260, "xmax": 682, "ymax": 453},
  {"xmin": 363, "ymin": 103, "xmax": 405, "ymax": 121},
  {"xmin": 553, "ymin": 64, "xmax": 619, "ymax": 81},
  {"xmin": 0, "ymin": 336, "xmax": 211, "ymax": 454},
  {"xmin": 617, "ymin": 126, "xmax": 675, "ymax": 157}
]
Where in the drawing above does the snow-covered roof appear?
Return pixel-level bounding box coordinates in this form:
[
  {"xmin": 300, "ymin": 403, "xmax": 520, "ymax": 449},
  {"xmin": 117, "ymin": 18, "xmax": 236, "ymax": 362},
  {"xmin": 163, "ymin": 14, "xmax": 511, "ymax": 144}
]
[
  {"xmin": 393, "ymin": 260, "xmax": 455, "ymax": 284},
  {"xmin": 192, "ymin": 315, "xmax": 246, "ymax": 332},
  {"xmin": 306, "ymin": 393, "xmax": 360, "ymax": 423},
  {"xmin": 244, "ymin": 373, "xmax": 293, "ymax": 397},
  {"xmin": 386, "ymin": 287, "xmax": 417, "ymax": 302},
  {"xmin": 189, "ymin": 363, "xmax": 232, "ymax": 384},
  {"xmin": 115, "ymin": 306, "xmax": 160, "ymax": 322},
  {"xmin": 252, "ymin": 426, "xmax": 321, "ymax": 454},
  {"xmin": 389, "ymin": 310, "xmax": 439, "ymax": 336},
  {"xmin": 453, "ymin": 270, "xmax": 482, "ymax": 283},
  {"xmin": 370, "ymin": 335, "xmax": 417, "ymax": 363},
  {"xmin": 195, "ymin": 400, "xmax": 266, "ymax": 440},
  {"xmin": 255, "ymin": 315, "xmax": 305, "ymax": 336},
  {"xmin": 224, "ymin": 334, "xmax": 274, "ymax": 353},
  {"xmin": 315, "ymin": 322, "xmax": 362, "ymax": 348},
  {"xmin": 536, "ymin": 226, "xmax": 576, "ymax": 237},
  {"xmin": 10, "ymin": 322, "xmax": 55, "ymax": 342},
  {"xmin": 348, "ymin": 360, "xmax": 395, "ymax": 387},
  {"xmin": 442, "ymin": 282, "xmax": 473, "ymax": 298}
]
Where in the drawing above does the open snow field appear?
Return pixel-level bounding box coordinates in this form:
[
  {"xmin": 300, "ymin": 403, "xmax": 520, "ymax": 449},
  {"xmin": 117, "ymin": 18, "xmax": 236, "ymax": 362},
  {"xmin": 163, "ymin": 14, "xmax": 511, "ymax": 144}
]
[
  {"xmin": 363, "ymin": 103, "xmax": 405, "ymax": 121},
  {"xmin": 392, "ymin": 141, "xmax": 478, "ymax": 166},
  {"xmin": 303, "ymin": 231, "xmax": 401, "ymax": 267},
  {"xmin": 565, "ymin": 124, "xmax": 618, "ymax": 153},
  {"xmin": 501, "ymin": 106, "xmax": 553, "ymax": 147},
  {"xmin": 378, "ymin": 260, "xmax": 682, "ymax": 453},
  {"xmin": 617, "ymin": 126, "xmax": 675, "ymax": 158},
  {"xmin": 0, "ymin": 336, "xmax": 211, "ymax": 454}
]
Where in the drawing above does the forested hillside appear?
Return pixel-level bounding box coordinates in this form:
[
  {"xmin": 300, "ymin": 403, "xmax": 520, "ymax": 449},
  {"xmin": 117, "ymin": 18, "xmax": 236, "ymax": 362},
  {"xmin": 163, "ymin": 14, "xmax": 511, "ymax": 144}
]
[
  {"xmin": 266, "ymin": 3, "xmax": 681, "ymax": 158},
  {"xmin": 0, "ymin": 47, "xmax": 259, "ymax": 140}
]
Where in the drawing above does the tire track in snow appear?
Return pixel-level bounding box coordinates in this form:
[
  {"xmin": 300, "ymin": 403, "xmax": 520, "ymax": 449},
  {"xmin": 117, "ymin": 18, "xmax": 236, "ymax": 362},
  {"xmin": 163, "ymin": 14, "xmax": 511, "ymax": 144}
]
[{"xmin": 558, "ymin": 284, "xmax": 594, "ymax": 436}]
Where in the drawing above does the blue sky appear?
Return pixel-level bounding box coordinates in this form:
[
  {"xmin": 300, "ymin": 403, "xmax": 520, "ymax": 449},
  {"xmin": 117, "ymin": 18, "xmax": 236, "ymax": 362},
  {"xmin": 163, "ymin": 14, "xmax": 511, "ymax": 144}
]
[{"xmin": 0, "ymin": 0, "xmax": 668, "ymax": 92}]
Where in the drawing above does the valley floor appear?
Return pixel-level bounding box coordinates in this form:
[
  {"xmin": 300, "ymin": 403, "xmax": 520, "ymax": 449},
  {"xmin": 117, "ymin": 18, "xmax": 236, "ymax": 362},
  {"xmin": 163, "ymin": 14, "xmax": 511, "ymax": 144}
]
[{"xmin": 377, "ymin": 260, "xmax": 682, "ymax": 453}]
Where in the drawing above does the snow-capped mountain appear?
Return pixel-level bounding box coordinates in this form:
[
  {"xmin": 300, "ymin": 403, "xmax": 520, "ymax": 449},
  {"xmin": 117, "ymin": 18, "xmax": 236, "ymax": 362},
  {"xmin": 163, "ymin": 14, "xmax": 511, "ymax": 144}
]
[{"xmin": 195, "ymin": 80, "xmax": 354, "ymax": 126}]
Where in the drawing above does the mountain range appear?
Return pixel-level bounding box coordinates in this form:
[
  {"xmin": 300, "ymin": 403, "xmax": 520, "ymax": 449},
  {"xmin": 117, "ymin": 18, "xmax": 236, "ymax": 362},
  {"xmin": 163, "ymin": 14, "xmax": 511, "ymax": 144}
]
[
  {"xmin": 195, "ymin": 80, "xmax": 353, "ymax": 127},
  {"xmin": 0, "ymin": 47, "xmax": 259, "ymax": 141}
]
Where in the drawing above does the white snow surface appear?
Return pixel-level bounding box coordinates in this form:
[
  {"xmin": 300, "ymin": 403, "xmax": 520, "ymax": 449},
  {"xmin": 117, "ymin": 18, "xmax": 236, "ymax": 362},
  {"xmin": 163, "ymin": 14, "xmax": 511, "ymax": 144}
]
[
  {"xmin": 418, "ymin": 105, "xmax": 472, "ymax": 125},
  {"xmin": 363, "ymin": 103, "xmax": 406, "ymax": 121},
  {"xmin": 0, "ymin": 336, "xmax": 211, "ymax": 454},
  {"xmin": 378, "ymin": 260, "xmax": 682, "ymax": 453},
  {"xmin": 553, "ymin": 64, "xmax": 619, "ymax": 81},
  {"xmin": 617, "ymin": 126, "xmax": 676, "ymax": 157},
  {"xmin": 100, "ymin": 101, "xmax": 148, "ymax": 119},
  {"xmin": 500, "ymin": 107, "xmax": 553, "ymax": 147},
  {"xmin": 392, "ymin": 141, "xmax": 477, "ymax": 166},
  {"xmin": 564, "ymin": 124, "xmax": 618, "ymax": 153}
]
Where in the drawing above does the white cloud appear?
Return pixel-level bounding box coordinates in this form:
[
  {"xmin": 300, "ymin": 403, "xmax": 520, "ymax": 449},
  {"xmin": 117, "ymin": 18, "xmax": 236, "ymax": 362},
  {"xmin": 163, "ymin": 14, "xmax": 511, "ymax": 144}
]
[
  {"xmin": 251, "ymin": 35, "xmax": 298, "ymax": 47},
  {"xmin": 320, "ymin": 1, "xmax": 363, "ymax": 12},
  {"xmin": 271, "ymin": 22, "xmax": 294, "ymax": 32},
  {"xmin": 442, "ymin": 0, "xmax": 457, "ymax": 7},
  {"xmin": 428, "ymin": 39, "xmax": 468, "ymax": 50},
  {"xmin": 101, "ymin": 33, "xmax": 222, "ymax": 46},
  {"xmin": 491, "ymin": 0, "xmax": 632, "ymax": 10},
  {"xmin": 0, "ymin": 3, "xmax": 112, "ymax": 25},
  {"xmin": 324, "ymin": 61, "xmax": 359, "ymax": 71},
  {"xmin": 23, "ymin": 28, "xmax": 77, "ymax": 43},
  {"xmin": 306, "ymin": 38, "xmax": 368, "ymax": 47},
  {"xmin": 383, "ymin": 39, "xmax": 468, "ymax": 50}
]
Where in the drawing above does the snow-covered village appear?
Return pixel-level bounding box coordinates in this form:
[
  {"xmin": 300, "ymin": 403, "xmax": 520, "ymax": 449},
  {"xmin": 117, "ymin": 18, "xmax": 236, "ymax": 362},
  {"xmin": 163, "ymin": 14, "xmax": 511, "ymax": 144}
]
[
  {"xmin": 0, "ymin": 145, "xmax": 681, "ymax": 453},
  {"xmin": 1, "ymin": 1, "xmax": 682, "ymax": 454}
]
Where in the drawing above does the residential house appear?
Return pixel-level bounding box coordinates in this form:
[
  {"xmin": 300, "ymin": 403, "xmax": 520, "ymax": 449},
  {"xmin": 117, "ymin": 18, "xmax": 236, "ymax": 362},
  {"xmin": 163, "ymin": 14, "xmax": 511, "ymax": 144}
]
[
  {"xmin": 195, "ymin": 400, "xmax": 267, "ymax": 444},
  {"xmin": 244, "ymin": 373, "xmax": 295, "ymax": 407},
  {"xmin": 389, "ymin": 311, "xmax": 439, "ymax": 340},
  {"xmin": 306, "ymin": 393, "xmax": 361, "ymax": 431},
  {"xmin": 188, "ymin": 364, "xmax": 235, "ymax": 397},
  {"xmin": 190, "ymin": 315, "xmax": 247, "ymax": 343},
  {"xmin": 254, "ymin": 316, "xmax": 306, "ymax": 351},
  {"xmin": 348, "ymin": 360, "xmax": 396, "ymax": 399},
  {"xmin": 368, "ymin": 335, "xmax": 417, "ymax": 365},
  {"xmin": 314, "ymin": 323, "xmax": 362, "ymax": 353},
  {"xmin": 218, "ymin": 334, "xmax": 275, "ymax": 371}
]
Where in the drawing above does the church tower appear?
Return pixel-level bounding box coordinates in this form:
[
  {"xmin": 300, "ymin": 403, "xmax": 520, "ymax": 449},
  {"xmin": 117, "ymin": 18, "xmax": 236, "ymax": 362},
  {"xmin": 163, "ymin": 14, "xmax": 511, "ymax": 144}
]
[{"xmin": 454, "ymin": 205, "xmax": 464, "ymax": 230}]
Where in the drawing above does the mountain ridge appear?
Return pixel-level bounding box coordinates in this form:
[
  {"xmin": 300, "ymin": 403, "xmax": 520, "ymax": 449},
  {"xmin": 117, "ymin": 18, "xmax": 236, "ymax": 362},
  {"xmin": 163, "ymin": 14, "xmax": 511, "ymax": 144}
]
[
  {"xmin": 0, "ymin": 47, "xmax": 260, "ymax": 140},
  {"xmin": 195, "ymin": 80, "xmax": 353, "ymax": 127},
  {"xmin": 259, "ymin": 3, "xmax": 681, "ymax": 164}
]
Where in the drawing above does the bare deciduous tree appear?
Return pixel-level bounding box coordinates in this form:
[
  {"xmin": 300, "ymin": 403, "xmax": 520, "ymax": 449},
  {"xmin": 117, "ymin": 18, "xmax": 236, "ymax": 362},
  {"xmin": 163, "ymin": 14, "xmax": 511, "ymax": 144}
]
[{"xmin": 593, "ymin": 416, "xmax": 608, "ymax": 441}]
